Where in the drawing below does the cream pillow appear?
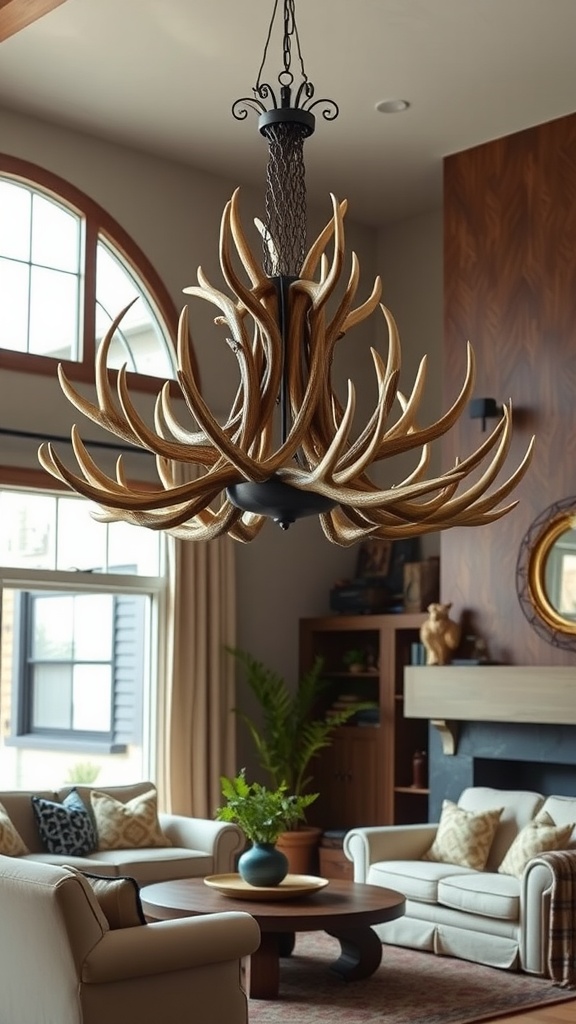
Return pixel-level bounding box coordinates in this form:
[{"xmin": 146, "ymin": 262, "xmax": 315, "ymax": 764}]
[
  {"xmin": 498, "ymin": 810, "xmax": 574, "ymax": 878},
  {"xmin": 90, "ymin": 789, "xmax": 170, "ymax": 850},
  {"xmin": 0, "ymin": 801, "xmax": 29, "ymax": 856},
  {"xmin": 422, "ymin": 799, "xmax": 503, "ymax": 870}
]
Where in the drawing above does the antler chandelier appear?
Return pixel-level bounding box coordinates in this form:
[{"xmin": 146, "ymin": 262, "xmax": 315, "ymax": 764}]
[{"xmin": 38, "ymin": 0, "xmax": 533, "ymax": 544}]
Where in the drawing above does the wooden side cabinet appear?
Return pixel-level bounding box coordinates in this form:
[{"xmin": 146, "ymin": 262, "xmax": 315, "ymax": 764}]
[
  {"xmin": 311, "ymin": 727, "xmax": 378, "ymax": 828},
  {"xmin": 318, "ymin": 844, "xmax": 354, "ymax": 880},
  {"xmin": 300, "ymin": 613, "xmax": 429, "ymax": 830}
]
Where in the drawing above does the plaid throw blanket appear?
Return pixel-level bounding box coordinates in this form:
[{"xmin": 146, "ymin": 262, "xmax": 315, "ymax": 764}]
[{"xmin": 533, "ymin": 849, "xmax": 576, "ymax": 988}]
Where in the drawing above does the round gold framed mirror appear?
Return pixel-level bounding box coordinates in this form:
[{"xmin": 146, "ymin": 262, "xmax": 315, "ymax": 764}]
[{"xmin": 516, "ymin": 496, "xmax": 576, "ymax": 650}]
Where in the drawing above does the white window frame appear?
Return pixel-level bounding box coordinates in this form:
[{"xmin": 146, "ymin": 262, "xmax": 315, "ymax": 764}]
[{"xmin": 0, "ymin": 565, "xmax": 168, "ymax": 782}]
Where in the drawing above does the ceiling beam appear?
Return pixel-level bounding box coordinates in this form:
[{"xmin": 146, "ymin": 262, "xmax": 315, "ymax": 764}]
[{"xmin": 0, "ymin": 0, "xmax": 69, "ymax": 42}]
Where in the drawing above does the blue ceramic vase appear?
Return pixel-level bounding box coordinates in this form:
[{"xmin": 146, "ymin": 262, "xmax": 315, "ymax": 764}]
[{"xmin": 238, "ymin": 842, "xmax": 289, "ymax": 887}]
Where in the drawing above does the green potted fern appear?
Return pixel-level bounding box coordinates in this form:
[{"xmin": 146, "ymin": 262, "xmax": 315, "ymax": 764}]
[{"xmin": 227, "ymin": 646, "xmax": 375, "ymax": 872}]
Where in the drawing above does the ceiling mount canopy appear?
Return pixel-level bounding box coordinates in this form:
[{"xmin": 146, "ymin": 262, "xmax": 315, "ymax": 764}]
[{"xmin": 38, "ymin": 0, "xmax": 534, "ymax": 544}]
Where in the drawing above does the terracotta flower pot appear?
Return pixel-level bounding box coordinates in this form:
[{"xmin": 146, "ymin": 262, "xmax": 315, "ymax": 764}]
[{"xmin": 275, "ymin": 826, "xmax": 322, "ymax": 875}]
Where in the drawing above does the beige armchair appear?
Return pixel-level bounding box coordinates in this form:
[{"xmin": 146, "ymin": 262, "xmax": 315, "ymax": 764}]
[{"xmin": 0, "ymin": 856, "xmax": 260, "ymax": 1024}]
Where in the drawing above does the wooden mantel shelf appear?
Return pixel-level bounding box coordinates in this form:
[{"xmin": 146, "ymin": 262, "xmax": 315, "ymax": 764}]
[{"xmin": 404, "ymin": 666, "xmax": 576, "ymax": 754}]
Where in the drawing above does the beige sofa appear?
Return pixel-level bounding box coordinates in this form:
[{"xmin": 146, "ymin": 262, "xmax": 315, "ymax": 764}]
[
  {"xmin": 0, "ymin": 855, "xmax": 260, "ymax": 1024},
  {"xmin": 0, "ymin": 781, "xmax": 244, "ymax": 884},
  {"xmin": 344, "ymin": 786, "xmax": 576, "ymax": 975}
]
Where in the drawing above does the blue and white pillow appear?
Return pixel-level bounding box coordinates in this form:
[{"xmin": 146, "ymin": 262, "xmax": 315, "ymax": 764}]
[{"xmin": 32, "ymin": 789, "xmax": 97, "ymax": 856}]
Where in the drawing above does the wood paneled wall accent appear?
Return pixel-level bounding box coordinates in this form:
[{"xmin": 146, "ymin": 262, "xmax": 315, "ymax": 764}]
[{"xmin": 442, "ymin": 112, "xmax": 576, "ymax": 667}]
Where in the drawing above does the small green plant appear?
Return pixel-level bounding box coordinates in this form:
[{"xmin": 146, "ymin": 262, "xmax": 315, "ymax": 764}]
[
  {"xmin": 65, "ymin": 761, "xmax": 101, "ymax": 784},
  {"xmin": 216, "ymin": 770, "xmax": 318, "ymax": 844},
  {"xmin": 342, "ymin": 648, "xmax": 365, "ymax": 669}
]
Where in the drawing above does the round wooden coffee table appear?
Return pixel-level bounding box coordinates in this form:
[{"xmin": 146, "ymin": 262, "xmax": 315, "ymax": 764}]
[{"xmin": 141, "ymin": 877, "xmax": 405, "ymax": 1000}]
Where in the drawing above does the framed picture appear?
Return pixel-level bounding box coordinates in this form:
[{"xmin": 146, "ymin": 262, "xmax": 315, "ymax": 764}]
[
  {"xmin": 355, "ymin": 539, "xmax": 393, "ymax": 578},
  {"xmin": 356, "ymin": 538, "xmax": 421, "ymax": 598}
]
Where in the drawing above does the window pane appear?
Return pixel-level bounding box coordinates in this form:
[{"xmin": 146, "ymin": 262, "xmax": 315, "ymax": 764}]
[
  {"xmin": 1, "ymin": 570, "xmax": 156, "ymax": 788},
  {"xmin": 0, "ymin": 170, "xmax": 176, "ymax": 384},
  {"xmin": 31, "ymin": 194, "xmax": 80, "ymax": 273},
  {"xmin": 56, "ymin": 497, "xmax": 107, "ymax": 571},
  {"xmin": 0, "ymin": 180, "xmax": 31, "ymax": 260},
  {"xmin": 32, "ymin": 595, "xmax": 74, "ymax": 659},
  {"xmin": 33, "ymin": 664, "xmax": 72, "ymax": 729},
  {"xmin": 29, "ymin": 265, "xmax": 79, "ymax": 359},
  {"xmin": 72, "ymin": 665, "xmax": 112, "ymax": 731},
  {"xmin": 0, "ymin": 257, "xmax": 29, "ymax": 351},
  {"xmin": 73, "ymin": 595, "xmax": 113, "ymax": 660},
  {"xmin": 0, "ymin": 491, "xmax": 56, "ymax": 568},
  {"xmin": 95, "ymin": 308, "xmax": 137, "ymax": 371},
  {"xmin": 96, "ymin": 241, "xmax": 175, "ymax": 378},
  {"xmin": 0, "ymin": 489, "xmax": 162, "ymax": 576},
  {"xmin": 97, "ymin": 242, "xmax": 138, "ymax": 313},
  {"xmin": 107, "ymin": 519, "xmax": 161, "ymax": 575}
]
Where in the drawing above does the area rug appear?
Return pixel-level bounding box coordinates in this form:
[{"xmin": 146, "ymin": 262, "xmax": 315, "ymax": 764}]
[{"xmin": 248, "ymin": 932, "xmax": 576, "ymax": 1024}]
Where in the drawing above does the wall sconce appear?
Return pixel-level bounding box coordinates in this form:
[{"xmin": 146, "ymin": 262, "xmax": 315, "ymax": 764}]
[{"xmin": 469, "ymin": 397, "xmax": 503, "ymax": 432}]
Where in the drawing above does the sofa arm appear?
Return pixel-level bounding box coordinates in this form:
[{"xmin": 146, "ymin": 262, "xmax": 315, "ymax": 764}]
[
  {"xmin": 82, "ymin": 912, "xmax": 260, "ymax": 984},
  {"xmin": 521, "ymin": 850, "xmax": 576, "ymax": 982},
  {"xmin": 344, "ymin": 823, "xmax": 439, "ymax": 882},
  {"xmin": 521, "ymin": 859, "xmax": 553, "ymax": 974},
  {"xmin": 159, "ymin": 814, "xmax": 245, "ymax": 872}
]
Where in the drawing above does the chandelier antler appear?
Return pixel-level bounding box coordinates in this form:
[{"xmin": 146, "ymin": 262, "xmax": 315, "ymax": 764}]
[
  {"xmin": 38, "ymin": 188, "xmax": 534, "ymax": 543},
  {"xmin": 38, "ymin": 0, "xmax": 533, "ymax": 542}
]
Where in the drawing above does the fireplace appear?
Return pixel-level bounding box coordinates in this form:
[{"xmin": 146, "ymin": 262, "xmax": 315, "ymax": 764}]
[
  {"xmin": 402, "ymin": 665, "xmax": 576, "ymax": 820},
  {"xmin": 428, "ymin": 720, "xmax": 576, "ymax": 820}
]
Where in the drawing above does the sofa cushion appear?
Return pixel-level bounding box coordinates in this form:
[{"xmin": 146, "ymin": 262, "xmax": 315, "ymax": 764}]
[
  {"xmin": 22, "ymin": 853, "xmax": 119, "ymax": 875},
  {"xmin": 368, "ymin": 859, "xmax": 476, "ymax": 903},
  {"xmin": 19, "ymin": 846, "xmax": 210, "ymax": 884},
  {"xmin": 498, "ymin": 810, "xmax": 574, "ymax": 878},
  {"xmin": 31, "ymin": 789, "xmax": 97, "ymax": 856},
  {"xmin": 0, "ymin": 801, "xmax": 29, "ymax": 856},
  {"xmin": 438, "ymin": 870, "xmax": 521, "ymax": 921},
  {"xmin": 86, "ymin": 847, "xmax": 212, "ymax": 885},
  {"xmin": 539, "ymin": 796, "xmax": 576, "ymax": 845},
  {"xmin": 90, "ymin": 788, "xmax": 171, "ymax": 850},
  {"xmin": 422, "ymin": 799, "xmax": 503, "ymax": 870},
  {"xmin": 65, "ymin": 866, "xmax": 147, "ymax": 929}
]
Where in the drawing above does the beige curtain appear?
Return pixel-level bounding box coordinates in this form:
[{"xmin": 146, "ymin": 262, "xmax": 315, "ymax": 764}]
[{"xmin": 163, "ymin": 531, "xmax": 237, "ymax": 818}]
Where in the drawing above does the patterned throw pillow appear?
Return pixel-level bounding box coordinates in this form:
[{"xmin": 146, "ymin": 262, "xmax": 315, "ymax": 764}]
[
  {"xmin": 0, "ymin": 801, "xmax": 29, "ymax": 856},
  {"xmin": 90, "ymin": 788, "xmax": 170, "ymax": 850},
  {"xmin": 422, "ymin": 799, "xmax": 503, "ymax": 870},
  {"xmin": 498, "ymin": 811, "xmax": 574, "ymax": 878},
  {"xmin": 65, "ymin": 866, "xmax": 147, "ymax": 929},
  {"xmin": 32, "ymin": 789, "xmax": 97, "ymax": 856}
]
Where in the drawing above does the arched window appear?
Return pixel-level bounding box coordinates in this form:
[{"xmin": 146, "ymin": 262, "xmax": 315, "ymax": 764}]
[
  {"xmin": 0, "ymin": 155, "xmax": 179, "ymax": 388},
  {"xmin": 0, "ymin": 156, "xmax": 177, "ymax": 789}
]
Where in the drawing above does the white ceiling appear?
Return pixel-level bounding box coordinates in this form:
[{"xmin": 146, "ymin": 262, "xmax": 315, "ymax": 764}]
[{"xmin": 2, "ymin": 0, "xmax": 576, "ymax": 226}]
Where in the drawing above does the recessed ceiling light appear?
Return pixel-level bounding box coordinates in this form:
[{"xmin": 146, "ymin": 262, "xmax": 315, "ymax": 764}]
[{"xmin": 376, "ymin": 98, "xmax": 410, "ymax": 114}]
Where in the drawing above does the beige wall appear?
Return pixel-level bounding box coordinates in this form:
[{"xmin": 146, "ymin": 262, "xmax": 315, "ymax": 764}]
[
  {"xmin": 0, "ymin": 107, "xmax": 443, "ymax": 773},
  {"xmin": 376, "ymin": 209, "xmax": 444, "ymax": 561}
]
